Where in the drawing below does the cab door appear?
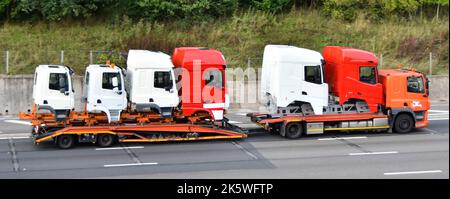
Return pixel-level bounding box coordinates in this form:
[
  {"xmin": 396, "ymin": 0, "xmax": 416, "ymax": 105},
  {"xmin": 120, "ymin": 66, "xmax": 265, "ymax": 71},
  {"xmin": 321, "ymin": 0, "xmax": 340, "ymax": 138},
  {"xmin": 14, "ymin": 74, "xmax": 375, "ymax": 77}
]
[
  {"xmin": 405, "ymin": 75, "xmax": 430, "ymax": 111},
  {"xmin": 301, "ymin": 64, "xmax": 328, "ymax": 114},
  {"xmin": 47, "ymin": 72, "xmax": 72, "ymax": 110},
  {"xmin": 98, "ymin": 72, "xmax": 126, "ymax": 110},
  {"xmin": 150, "ymin": 70, "xmax": 178, "ymax": 108},
  {"xmin": 356, "ymin": 66, "xmax": 383, "ymax": 112}
]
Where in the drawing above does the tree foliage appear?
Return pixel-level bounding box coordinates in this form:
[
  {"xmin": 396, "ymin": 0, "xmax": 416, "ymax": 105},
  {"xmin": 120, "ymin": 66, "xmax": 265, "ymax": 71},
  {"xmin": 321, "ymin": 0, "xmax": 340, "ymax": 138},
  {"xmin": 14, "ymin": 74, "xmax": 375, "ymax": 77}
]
[{"xmin": 0, "ymin": 0, "xmax": 448, "ymax": 22}]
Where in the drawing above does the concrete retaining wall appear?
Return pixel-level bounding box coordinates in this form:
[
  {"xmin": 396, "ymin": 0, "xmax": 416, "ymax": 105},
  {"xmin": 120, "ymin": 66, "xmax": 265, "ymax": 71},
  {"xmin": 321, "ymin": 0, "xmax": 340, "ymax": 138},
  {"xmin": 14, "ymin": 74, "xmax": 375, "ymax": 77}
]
[{"xmin": 0, "ymin": 75, "xmax": 448, "ymax": 115}]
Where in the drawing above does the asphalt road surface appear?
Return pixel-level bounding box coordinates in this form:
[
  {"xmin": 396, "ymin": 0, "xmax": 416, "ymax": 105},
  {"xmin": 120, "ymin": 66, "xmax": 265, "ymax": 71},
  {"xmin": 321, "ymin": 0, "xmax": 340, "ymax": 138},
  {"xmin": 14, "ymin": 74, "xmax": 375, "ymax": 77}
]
[{"xmin": 0, "ymin": 103, "xmax": 448, "ymax": 179}]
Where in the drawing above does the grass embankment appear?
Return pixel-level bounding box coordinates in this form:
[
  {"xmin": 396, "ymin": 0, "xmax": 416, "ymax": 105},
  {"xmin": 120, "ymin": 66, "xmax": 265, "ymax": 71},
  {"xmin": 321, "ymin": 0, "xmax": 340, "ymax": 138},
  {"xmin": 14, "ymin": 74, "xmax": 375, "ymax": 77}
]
[{"xmin": 0, "ymin": 9, "xmax": 448, "ymax": 75}]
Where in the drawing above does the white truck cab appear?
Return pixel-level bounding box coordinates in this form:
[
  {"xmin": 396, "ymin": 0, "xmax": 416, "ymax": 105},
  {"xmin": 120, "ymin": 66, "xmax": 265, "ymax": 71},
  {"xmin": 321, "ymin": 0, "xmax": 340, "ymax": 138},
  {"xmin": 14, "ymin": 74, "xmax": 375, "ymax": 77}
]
[
  {"xmin": 84, "ymin": 64, "xmax": 127, "ymax": 123},
  {"xmin": 260, "ymin": 45, "xmax": 328, "ymax": 114},
  {"xmin": 32, "ymin": 65, "xmax": 74, "ymax": 121},
  {"xmin": 125, "ymin": 50, "xmax": 179, "ymax": 117}
]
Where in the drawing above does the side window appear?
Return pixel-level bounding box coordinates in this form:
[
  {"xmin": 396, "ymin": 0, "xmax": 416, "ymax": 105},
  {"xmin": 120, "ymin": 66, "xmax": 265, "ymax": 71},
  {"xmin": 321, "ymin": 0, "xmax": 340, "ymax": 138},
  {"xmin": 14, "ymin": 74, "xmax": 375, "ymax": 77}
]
[
  {"xmin": 102, "ymin": 72, "xmax": 122, "ymax": 90},
  {"xmin": 154, "ymin": 71, "xmax": 173, "ymax": 89},
  {"xmin": 204, "ymin": 69, "xmax": 223, "ymax": 88},
  {"xmin": 360, "ymin": 66, "xmax": 376, "ymax": 84},
  {"xmin": 49, "ymin": 73, "xmax": 68, "ymax": 91},
  {"xmin": 407, "ymin": 76, "xmax": 425, "ymax": 93},
  {"xmin": 304, "ymin": 65, "xmax": 322, "ymax": 84}
]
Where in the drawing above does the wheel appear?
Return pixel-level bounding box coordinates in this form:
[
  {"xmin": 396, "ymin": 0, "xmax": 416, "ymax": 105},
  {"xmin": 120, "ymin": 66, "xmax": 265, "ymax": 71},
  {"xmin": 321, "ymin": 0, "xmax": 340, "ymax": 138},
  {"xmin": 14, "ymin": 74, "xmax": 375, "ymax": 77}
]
[
  {"xmin": 97, "ymin": 134, "xmax": 116, "ymax": 147},
  {"xmin": 57, "ymin": 134, "xmax": 75, "ymax": 149},
  {"xmin": 284, "ymin": 122, "xmax": 303, "ymax": 139},
  {"xmin": 393, "ymin": 114, "xmax": 414, "ymax": 133}
]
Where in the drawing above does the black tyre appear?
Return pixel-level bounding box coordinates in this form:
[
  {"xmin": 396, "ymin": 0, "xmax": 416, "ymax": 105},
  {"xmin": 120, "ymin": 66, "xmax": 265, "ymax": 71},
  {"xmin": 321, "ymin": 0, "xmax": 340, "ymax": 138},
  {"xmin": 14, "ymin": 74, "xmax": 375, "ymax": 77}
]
[
  {"xmin": 284, "ymin": 122, "xmax": 303, "ymax": 139},
  {"xmin": 394, "ymin": 114, "xmax": 414, "ymax": 133},
  {"xmin": 57, "ymin": 134, "xmax": 75, "ymax": 149},
  {"xmin": 97, "ymin": 134, "xmax": 116, "ymax": 147}
]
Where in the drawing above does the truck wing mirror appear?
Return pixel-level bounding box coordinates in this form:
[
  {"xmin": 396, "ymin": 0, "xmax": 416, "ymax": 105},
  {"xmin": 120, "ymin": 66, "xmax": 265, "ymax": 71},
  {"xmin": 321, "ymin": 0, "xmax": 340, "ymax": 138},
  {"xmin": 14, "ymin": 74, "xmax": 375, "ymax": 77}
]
[
  {"xmin": 59, "ymin": 77, "xmax": 66, "ymax": 89},
  {"xmin": 112, "ymin": 77, "xmax": 118, "ymax": 88}
]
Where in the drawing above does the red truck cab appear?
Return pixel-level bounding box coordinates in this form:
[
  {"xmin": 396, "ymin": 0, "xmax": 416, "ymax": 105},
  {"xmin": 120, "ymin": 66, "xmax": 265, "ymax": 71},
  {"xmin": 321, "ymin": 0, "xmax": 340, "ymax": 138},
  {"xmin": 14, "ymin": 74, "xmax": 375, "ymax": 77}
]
[
  {"xmin": 322, "ymin": 46, "xmax": 383, "ymax": 112},
  {"xmin": 172, "ymin": 47, "xmax": 227, "ymax": 121}
]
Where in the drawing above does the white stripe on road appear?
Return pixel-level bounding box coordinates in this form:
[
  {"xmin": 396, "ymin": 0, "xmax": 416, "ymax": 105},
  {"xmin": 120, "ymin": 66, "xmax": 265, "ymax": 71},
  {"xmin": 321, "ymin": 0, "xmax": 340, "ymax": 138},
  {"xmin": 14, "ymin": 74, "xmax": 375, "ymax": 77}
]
[
  {"xmin": 4, "ymin": 120, "xmax": 31, "ymax": 125},
  {"xmin": 235, "ymin": 113, "xmax": 248, "ymax": 116},
  {"xmin": 96, "ymin": 146, "xmax": 144, "ymax": 151},
  {"xmin": 103, "ymin": 162, "xmax": 158, "ymax": 168},
  {"xmin": 0, "ymin": 133, "xmax": 30, "ymax": 140},
  {"xmin": 0, "ymin": 137, "xmax": 30, "ymax": 140},
  {"xmin": 428, "ymin": 118, "xmax": 449, "ymax": 121},
  {"xmin": 384, "ymin": 170, "xmax": 442, "ymax": 176},
  {"xmin": 428, "ymin": 113, "xmax": 449, "ymax": 116},
  {"xmin": 428, "ymin": 110, "xmax": 449, "ymax": 113},
  {"xmin": 227, "ymin": 121, "xmax": 242, "ymax": 124},
  {"xmin": 318, "ymin": 136, "xmax": 367, "ymax": 141},
  {"xmin": 349, "ymin": 151, "xmax": 398, "ymax": 156}
]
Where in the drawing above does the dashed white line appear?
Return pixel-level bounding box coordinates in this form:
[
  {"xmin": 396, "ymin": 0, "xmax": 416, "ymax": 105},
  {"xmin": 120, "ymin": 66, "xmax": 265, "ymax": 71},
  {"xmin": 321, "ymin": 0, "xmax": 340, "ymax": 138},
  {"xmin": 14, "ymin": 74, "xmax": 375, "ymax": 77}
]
[
  {"xmin": 227, "ymin": 120, "xmax": 242, "ymax": 124},
  {"xmin": 4, "ymin": 120, "xmax": 31, "ymax": 125},
  {"xmin": 103, "ymin": 162, "xmax": 158, "ymax": 168},
  {"xmin": 96, "ymin": 146, "xmax": 144, "ymax": 151},
  {"xmin": 428, "ymin": 113, "xmax": 449, "ymax": 116},
  {"xmin": 235, "ymin": 113, "xmax": 248, "ymax": 116},
  {"xmin": 318, "ymin": 136, "xmax": 367, "ymax": 141},
  {"xmin": 349, "ymin": 151, "xmax": 398, "ymax": 156},
  {"xmin": 428, "ymin": 118, "xmax": 449, "ymax": 121},
  {"xmin": 428, "ymin": 110, "xmax": 449, "ymax": 113},
  {"xmin": 384, "ymin": 170, "xmax": 442, "ymax": 176},
  {"xmin": 0, "ymin": 133, "xmax": 31, "ymax": 140},
  {"xmin": 0, "ymin": 137, "xmax": 30, "ymax": 140}
]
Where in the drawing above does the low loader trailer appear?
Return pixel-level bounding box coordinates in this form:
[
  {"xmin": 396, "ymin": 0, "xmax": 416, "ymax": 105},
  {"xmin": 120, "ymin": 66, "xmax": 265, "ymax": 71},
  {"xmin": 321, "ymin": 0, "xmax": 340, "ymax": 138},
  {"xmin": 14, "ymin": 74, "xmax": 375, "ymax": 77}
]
[{"xmin": 20, "ymin": 109, "xmax": 247, "ymax": 149}]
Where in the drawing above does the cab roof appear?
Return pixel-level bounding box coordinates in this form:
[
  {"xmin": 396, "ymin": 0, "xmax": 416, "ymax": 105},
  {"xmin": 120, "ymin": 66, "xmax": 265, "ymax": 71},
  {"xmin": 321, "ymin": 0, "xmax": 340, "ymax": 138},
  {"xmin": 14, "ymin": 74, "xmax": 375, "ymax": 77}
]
[
  {"xmin": 323, "ymin": 46, "xmax": 377, "ymax": 65},
  {"xmin": 127, "ymin": 50, "xmax": 173, "ymax": 69},
  {"xmin": 379, "ymin": 69, "xmax": 425, "ymax": 77},
  {"xmin": 36, "ymin": 65, "xmax": 72, "ymax": 73},
  {"xmin": 263, "ymin": 45, "xmax": 323, "ymax": 64},
  {"xmin": 172, "ymin": 47, "xmax": 226, "ymax": 68},
  {"xmin": 86, "ymin": 64, "xmax": 122, "ymax": 73}
]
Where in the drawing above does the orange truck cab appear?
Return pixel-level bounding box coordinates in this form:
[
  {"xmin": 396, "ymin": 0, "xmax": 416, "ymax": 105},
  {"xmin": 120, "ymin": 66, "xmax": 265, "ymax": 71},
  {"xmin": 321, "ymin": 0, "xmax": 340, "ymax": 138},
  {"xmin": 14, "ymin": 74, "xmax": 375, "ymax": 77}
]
[
  {"xmin": 379, "ymin": 69, "xmax": 430, "ymax": 132},
  {"xmin": 323, "ymin": 46, "xmax": 383, "ymax": 112}
]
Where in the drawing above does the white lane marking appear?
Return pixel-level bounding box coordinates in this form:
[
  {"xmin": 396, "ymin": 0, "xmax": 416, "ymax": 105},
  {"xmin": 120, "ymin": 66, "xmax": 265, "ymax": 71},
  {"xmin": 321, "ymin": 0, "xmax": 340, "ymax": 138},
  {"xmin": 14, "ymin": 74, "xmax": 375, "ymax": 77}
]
[
  {"xmin": 428, "ymin": 113, "xmax": 449, "ymax": 116},
  {"xmin": 96, "ymin": 146, "xmax": 144, "ymax": 151},
  {"xmin": 103, "ymin": 162, "xmax": 158, "ymax": 168},
  {"xmin": 0, "ymin": 137, "xmax": 30, "ymax": 140},
  {"xmin": 428, "ymin": 118, "xmax": 449, "ymax": 121},
  {"xmin": 232, "ymin": 141, "xmax": 258, "ymax": 160},
  {"xmin": 318, "ymin": 136, "xmax": 367, "ymax": 141},
  {"xmin": 235, "ymin": 113, "xmax": 248, "ymax": 116},
  {"xmin": 0, "ymin": 133, "xmax": 30, "ymax": 140},
  {"xmin": 384, "ymin": 170, "xmax": 442, "ymax": 176},
  {"xmin": 349, "ymin": 151, "xmax": 398, "ymax": 156},
  {"xmin": 4, "ymin": 120, "xmax": 31, "ymax": 125},
  {"xmin": 227, "ymin": 120, "xmax": 242, "ymax": 124},
  {"xmin": 428, "ymin": 110, "xmax": 449, "ymax": 113}
]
